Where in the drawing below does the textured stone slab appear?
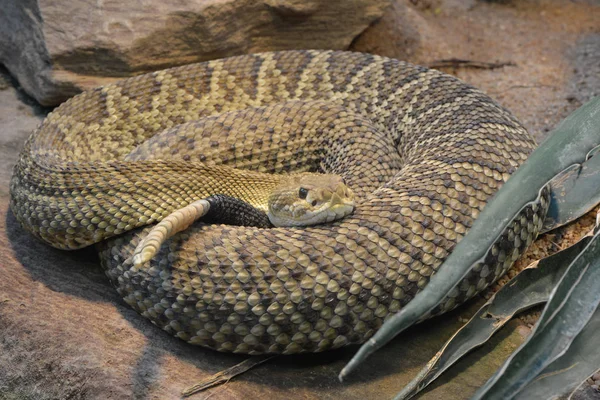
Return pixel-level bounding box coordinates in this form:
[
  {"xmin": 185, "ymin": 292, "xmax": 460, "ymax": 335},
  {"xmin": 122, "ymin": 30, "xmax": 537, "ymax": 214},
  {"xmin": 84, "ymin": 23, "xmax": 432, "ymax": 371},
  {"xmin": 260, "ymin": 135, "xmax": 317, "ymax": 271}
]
[{"xmin": 0, "ymin": 0, "xmax": 390, "ymax": 106}]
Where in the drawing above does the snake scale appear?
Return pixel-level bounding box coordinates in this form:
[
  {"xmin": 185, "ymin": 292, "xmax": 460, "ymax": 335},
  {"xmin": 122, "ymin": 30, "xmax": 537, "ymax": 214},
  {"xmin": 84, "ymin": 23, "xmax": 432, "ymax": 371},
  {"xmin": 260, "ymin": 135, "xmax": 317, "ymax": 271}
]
[{"xmin": 10, "ymin": 50, "xmax": 549, "ymax": 355}]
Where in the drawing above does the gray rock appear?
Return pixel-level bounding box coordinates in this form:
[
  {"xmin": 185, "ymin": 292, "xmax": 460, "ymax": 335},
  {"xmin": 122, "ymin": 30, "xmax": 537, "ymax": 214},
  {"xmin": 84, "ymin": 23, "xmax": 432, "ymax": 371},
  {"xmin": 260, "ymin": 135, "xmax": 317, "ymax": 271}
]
[{"xmin": 0, "ymin": 0, "xmax": 390, "ymax": 106}]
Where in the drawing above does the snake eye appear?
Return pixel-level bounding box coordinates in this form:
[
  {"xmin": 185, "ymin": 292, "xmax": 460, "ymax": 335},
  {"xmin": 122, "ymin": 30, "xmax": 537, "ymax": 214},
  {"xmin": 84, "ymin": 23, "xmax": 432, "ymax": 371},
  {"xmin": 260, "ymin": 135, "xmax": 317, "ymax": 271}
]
[{"xmin": 299, "ymin": 187, "xmax": 308, "ymax": 199}]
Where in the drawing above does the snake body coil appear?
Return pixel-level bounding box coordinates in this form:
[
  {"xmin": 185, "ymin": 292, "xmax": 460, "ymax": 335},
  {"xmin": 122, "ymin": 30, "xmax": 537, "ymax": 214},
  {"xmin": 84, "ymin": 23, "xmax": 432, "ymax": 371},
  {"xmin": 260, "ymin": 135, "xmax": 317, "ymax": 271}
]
[{"xmin": 10, "ymin": 50, "xmax": 547, "ymax": 354}]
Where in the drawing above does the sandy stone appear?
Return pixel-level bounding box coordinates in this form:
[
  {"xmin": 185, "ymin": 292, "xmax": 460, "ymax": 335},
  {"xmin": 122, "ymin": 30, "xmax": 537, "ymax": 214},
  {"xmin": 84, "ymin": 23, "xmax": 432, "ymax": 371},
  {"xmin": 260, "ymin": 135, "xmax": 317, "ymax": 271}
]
[{"xmin": 0, "ymin": 0, "xmax": 390, "ymax": 106}]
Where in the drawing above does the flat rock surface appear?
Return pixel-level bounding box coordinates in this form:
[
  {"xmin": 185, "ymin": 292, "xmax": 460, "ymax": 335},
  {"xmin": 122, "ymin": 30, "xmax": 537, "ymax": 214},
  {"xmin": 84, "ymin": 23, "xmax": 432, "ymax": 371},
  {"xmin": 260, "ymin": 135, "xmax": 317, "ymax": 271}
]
[{"xmin": 1, "ymin": 0, "xmax": 600, "ymax": 399}]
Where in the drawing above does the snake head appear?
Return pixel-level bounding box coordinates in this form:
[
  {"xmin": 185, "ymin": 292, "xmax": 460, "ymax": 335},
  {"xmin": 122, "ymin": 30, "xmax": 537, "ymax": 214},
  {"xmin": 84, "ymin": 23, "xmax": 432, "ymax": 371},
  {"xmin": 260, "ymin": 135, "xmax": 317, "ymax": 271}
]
[{"xmin": 267, "ymin": 174, "xmax": 355, "ymax": 227}]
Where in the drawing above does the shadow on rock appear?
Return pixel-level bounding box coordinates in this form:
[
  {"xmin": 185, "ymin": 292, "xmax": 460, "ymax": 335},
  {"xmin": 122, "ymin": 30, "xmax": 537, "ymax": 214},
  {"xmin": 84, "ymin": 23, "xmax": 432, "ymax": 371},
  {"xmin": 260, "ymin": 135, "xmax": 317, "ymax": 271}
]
[{"xmin": 5, "ymin": 207, "xmax": 111, "ymax": 303}]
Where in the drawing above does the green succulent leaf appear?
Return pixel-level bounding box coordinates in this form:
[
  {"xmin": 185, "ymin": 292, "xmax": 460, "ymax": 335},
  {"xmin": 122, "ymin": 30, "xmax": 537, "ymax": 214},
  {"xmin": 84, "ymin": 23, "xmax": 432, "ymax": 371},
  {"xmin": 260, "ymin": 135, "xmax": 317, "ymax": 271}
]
[
  {"xmin": 472, "ymin": 223, "xmax": 600, "ymax": 400},
  {"xmin": 393, "ymin": 222, "xmax": 597, "ymax": 400},
  {"xmin": 514, "ymin": 308, "xmax": 600, "ymax": 400},
  {"xmin": 543, "ymin": 143, "xmax": 600, "ymax": 232}
]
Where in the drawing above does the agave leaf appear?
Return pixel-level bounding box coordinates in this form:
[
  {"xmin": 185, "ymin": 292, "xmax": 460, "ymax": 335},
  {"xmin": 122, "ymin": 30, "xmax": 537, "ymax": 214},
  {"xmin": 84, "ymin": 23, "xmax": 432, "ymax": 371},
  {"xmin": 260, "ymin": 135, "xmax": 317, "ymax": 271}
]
[
  {"xmin": 394, "ymin": 222, "xmax": 598, "ymax": 400},
  {"xmin": 514, "ymin": 307, "xmax": 600, "ymax": 400},
  {"xmin": 340, "ymin": 97, "xmax": 600, "ymax": 381},
  {"xmin": 471, "ymin": 225, "xmax": 600, "ymax": 400},
  {"xmin": 543, "ymin": 143, "xmax": 600, "ymax": 233}
]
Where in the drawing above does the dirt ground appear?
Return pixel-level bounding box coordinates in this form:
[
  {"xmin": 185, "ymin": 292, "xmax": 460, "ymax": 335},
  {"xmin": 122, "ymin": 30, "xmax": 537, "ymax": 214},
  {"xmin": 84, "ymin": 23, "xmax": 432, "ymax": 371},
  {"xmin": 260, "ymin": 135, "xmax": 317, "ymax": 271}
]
[
  {"xmin": 1, "ymin": 0, "xmax": 599, "ymax": 399},
  {"xmin": 353, "ymin": 0, "xmax": 600, "ymax": 142}
]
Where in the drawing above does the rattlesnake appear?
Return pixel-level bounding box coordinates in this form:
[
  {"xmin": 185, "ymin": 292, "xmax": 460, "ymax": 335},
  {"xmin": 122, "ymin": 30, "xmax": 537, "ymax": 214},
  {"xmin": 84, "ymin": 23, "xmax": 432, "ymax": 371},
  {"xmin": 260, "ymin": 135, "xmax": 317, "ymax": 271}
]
[{"xmin": 10, "ymin": 50, "xmax": 547, "ymax": 354}]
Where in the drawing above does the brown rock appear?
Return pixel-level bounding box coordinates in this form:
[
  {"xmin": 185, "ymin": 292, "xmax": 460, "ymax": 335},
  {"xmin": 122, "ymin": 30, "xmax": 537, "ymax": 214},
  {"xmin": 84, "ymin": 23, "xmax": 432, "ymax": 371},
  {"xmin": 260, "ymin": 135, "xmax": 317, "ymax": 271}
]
[
  {"xmin": 0, "ymin": 0, "xmax": 391, "ymax": 106},
  {"xmin": 350, "ymin": 0, "xmax": 435, "ymax": 61}
]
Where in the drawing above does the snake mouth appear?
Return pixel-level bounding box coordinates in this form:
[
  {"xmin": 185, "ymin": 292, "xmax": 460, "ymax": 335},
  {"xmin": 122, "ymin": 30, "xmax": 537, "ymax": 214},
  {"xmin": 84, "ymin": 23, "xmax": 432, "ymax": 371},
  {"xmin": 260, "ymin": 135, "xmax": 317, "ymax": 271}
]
[
  {"xmin": 323, "ymin": 192, "xmax": 355, "ymax": 221},
  {"xmin": 267, "ymin": 195, "xmax": 355, "ymax": 227},
  {"xmin": 323, "ymin": 202, "xmax": 355, "ymax": 223},
  {"xmin": 294, "ymin": 191, "xmax": 355, "ymax": 226}
]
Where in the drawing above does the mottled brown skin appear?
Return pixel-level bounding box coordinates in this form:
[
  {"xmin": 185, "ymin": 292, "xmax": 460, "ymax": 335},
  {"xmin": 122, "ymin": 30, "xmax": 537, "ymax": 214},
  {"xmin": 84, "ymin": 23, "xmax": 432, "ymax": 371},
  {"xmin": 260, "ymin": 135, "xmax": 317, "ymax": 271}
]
[{"xmin": 10, "ymin": 50, "xmax": 546, "ymax": 355}]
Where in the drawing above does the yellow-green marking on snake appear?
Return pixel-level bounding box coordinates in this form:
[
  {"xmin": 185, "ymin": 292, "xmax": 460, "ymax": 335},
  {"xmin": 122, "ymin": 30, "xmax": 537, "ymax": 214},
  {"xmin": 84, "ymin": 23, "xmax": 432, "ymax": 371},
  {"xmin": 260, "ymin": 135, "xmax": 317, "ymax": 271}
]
[{"xmin": 10, "ymin": 50, "xmax": 548, "ymax": 355}]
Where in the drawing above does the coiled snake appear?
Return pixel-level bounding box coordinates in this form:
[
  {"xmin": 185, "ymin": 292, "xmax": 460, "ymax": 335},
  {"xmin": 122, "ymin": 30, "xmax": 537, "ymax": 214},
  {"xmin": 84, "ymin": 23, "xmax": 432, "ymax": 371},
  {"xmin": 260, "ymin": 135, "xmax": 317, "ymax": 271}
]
[{"xmin": 10, "ymin": 50, "xmax": 548, "ymax": 355}]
